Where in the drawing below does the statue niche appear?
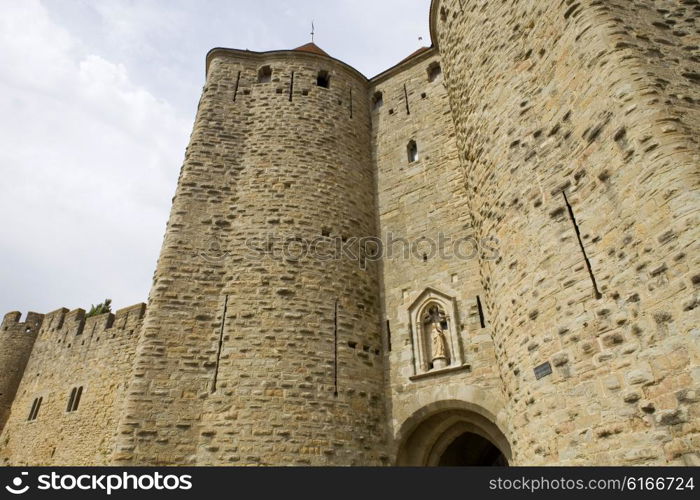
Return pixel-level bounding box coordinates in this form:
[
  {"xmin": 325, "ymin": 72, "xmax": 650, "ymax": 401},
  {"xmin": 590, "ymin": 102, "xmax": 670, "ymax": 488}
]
[{"xmin": 407, "ymin": 288, "xmax": 465, "ymax": 377}]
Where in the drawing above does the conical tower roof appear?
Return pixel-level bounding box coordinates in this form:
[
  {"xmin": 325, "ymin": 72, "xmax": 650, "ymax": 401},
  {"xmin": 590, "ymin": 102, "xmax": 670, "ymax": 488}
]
[{"xmin": 293, "ymin": 42, "xmax": 330, "ymax": 57}]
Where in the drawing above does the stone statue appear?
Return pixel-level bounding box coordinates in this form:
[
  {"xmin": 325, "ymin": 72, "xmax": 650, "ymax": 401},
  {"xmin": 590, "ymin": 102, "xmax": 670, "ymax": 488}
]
[{"xmin": 424, "ymin": 305, "xmax": 450, "ymax": 369}]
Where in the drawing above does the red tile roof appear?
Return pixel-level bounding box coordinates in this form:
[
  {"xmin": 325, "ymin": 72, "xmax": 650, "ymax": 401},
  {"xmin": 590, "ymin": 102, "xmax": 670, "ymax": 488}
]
[{"xmin": 294, "ymin": 43, "xmax": 330, "ymax": 57}]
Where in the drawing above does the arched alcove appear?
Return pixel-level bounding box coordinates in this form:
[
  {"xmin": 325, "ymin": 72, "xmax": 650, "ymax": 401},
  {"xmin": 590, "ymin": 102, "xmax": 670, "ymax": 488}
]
[{"xmin": 407, "ymin": 288, "xmax": 464, "ymax": 376}]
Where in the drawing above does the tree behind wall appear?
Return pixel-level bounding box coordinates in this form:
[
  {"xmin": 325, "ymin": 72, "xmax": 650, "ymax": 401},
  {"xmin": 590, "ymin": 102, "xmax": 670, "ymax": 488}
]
[{"xmin": 86, "ymin": 299, "xmax": 112, "ymax": 318}]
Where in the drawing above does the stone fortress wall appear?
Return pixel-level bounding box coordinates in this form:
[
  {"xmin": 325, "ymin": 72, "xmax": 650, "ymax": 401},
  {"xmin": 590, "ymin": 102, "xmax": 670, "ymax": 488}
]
[
  {"xmin": 431, "ymin": 0, "xmax": 699, "ymax": 465},
  {"xmin": 0, "ymin": 0, "xmax": 697, "ymax": 466},
  {"xmin": 112, "ymin": 48, "xmax": 389, "ymax": 466},
  {"xmin": 369, "ymin": 48, "xmax": 509, "ymax": 464},
  {"xmin": 0, "ymin": 304, "xmax": 145, "ymax": 465}
]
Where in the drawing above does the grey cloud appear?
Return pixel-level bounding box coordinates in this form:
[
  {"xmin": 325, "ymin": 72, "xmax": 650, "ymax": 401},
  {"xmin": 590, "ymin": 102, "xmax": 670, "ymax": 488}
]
[{"xmin": 0, "ymin": 0, "xmax": 432, "ymax": 315}]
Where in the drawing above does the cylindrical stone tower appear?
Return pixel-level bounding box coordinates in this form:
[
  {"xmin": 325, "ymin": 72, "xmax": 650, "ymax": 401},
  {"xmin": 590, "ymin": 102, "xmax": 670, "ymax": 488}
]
[
  {"xmin": 431, "ymin": 0, "xmax": 699, "ymax": 465},
  {"xmin": 114, "ymin": 44, "xmax": 388, "ymax": 465},
  {"xmin": 0, "ymin": 312, "xmax": 42, "ymax": 434}
]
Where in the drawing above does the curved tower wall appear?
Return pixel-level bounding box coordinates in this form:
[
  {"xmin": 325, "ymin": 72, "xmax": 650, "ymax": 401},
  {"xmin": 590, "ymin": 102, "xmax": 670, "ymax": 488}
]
[
  {"xmin": 115, "ymin": 49, "xmax": 388, "ymax": 465},
  {"xmin": 0, "ymin": 312, "xmax": 41, "ymax": 434},
  {"xmin": 432, "ymin": 0, "xmax": 699, "ymax": 465}
]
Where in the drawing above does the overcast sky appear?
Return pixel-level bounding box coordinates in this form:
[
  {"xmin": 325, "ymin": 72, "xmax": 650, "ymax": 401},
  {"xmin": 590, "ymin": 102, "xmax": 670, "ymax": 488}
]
[{"xmin": 0, "ymin": 0, "xmax": 432, "ymax": 317}]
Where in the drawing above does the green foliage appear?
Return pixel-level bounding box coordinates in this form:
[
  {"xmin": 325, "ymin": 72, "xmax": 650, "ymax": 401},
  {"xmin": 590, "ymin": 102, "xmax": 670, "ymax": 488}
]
[{"xmin": 86, "ymin": 298, "xmax": 112, "ymax": 318}]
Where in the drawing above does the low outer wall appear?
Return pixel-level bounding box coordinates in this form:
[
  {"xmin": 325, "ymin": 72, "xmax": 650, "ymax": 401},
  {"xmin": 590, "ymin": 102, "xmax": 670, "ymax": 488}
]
[{"xmin": 0, "ymin": 304, "xmax": 144, "ymax": 465}]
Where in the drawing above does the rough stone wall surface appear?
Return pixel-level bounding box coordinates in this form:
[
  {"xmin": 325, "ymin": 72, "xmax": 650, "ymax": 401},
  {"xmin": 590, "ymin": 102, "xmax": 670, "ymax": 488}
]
[
  {"xmin": 0, "ymin": 304, "xmax": 144, "ymax": 465},
  {"xmin": 113, "ymin": 50, "xmax": 389, "ymax": 466},
  {"xmin": 1, "ymin": 0, "xmax": 699, "ymax": 467},
  {"xmin": 433, "ymin": 0, "xmax": 699, "ymax": 465},
  {"xmin": 0, "ymin": 312, "xmax": 42, "ymax": 434},
  {"xmin": 370, "ymin": 50, "xmax": 505, "ymax": 457}
]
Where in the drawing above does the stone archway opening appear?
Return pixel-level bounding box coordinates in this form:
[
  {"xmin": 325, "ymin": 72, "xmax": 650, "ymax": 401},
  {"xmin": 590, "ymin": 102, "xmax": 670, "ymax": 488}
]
[
  {"xmin": 396, "ymin": 405, "xmax": 511, "ymax": 466},
  {"xmin": 437, "ymin": 431, "xmax": 508, "ymax": 466}
]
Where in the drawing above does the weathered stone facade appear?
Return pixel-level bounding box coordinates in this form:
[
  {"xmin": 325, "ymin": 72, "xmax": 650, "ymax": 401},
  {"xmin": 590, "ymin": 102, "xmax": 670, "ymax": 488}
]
[
  {"xmin": 0, "ymin": 304, "xmax": 144, "ymax": 465},
  {"xmin": 0, "ymin": 0, "xmax": 697, "ymax": 466},
  {"xmin": 430, "ymin": 0, "xmax": 699, "ymax": 465}
]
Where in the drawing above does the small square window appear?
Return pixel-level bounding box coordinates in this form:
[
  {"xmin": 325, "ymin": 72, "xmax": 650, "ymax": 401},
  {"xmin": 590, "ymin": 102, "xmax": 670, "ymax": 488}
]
[
  {"xmin": 258, "ymin": 66, "xmax": 272, "ymax": 83},
  {"xmin": 407, "ymin": 140, "xmax": 419, "ymax": 163},
  {"xmin": 427, "ymin": 62, "xmax": 442, "ymax": 82},
  {"xmin": 317, "ymin": 70, "xmax": 331, "ymax": 88},
  {"xmin": 372, "ymin": 91, "xmax": 384, "ymax": 111}
]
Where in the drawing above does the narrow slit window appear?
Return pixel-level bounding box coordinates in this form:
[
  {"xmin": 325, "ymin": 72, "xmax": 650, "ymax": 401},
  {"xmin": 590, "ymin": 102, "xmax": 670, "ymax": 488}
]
[
  {"xmin": 407, "ymin": 140, "xmax": 419, "ymax": 163},
  {"xmin": 427, "ymin": 62, "xmax": 442, "ymax": 82},
  {"xmin": 257, "ymin": 65, "xmax": 272, "ymax": 83},
  {"xmin": 333, "ymin": 299, "xmax": 339, "ymax": 397},
  {"xmin": 74, "ymin": 386, "xmax": 83, "ymax": 411},
  {"xmin": 233, "ymin": 70, "xmax": 241, "ymax": 101},
  {"xmin": 67, "ymin": 386, "xmax": 83, "ymax": 412},
  {"xmin": 28, "ymin": 396, "xmax": 42, "ymax": 421},
  {"xmin": 317, "ymin": 70, "xmax": 330, "ymax": 89},
  {"xmin": 28, "ymin": 398, "xmax": 38, "ymax": 421},
  {"xmin": 372, "ymin": 91, "xmax": 384, "ymax": 111},
  {"xmin": 386, "ymin": 319, "xmax": 392, "ymax": 352},
  {"xmin": 289, "ymin": 71, "xmax": 294, "ymax": 101},
  {"xmin": 67, "ymin": 388, "xmax": 77, "ymax": 412},
  {"xmin": 404, "ymin": 84, "xmax": 411, "ymax": 115},
  {"xmin": 476, "ymin": 296, "xmax": 486, "ymax": 328},
  {"xmin": 211, "ymin": 295, "xmax": 229, "ymax": 393},
  {"xmin": 562, "ymin": 192, "xmax": 602, "ymax": 299}
]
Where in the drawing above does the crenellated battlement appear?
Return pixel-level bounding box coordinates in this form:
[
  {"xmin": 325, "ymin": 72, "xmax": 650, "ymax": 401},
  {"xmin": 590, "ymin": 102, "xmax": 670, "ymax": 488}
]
[
  {"xmin": 18, "ymin": 303, "xmax": 147, "ymax": 350},
  {"xmin": 39, "ymin": 307, "xmax": 68, "ymax": 331},
  {"xmin": 1, "ymin": 311, "xmax": 44, "ymax": 334},
  {"xmin": 0, "ymin": 302, "xmax": 147, "ymax": 427},
  {"xmin": 0, "ymin": 302, "xmax": 147, "ymax": 462},
  {"xmin": 113, "ymin": 303, "xmax": 147, "ymax": 332},
  {"xmin": 58, "ymin": 308, "xmax": 86, "ymax": 340}
]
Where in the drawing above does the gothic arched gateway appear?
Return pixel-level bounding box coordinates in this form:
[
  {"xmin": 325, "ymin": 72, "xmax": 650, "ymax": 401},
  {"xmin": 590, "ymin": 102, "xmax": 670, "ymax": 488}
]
[{"xmin": 396, "ymin": 403, "xmax": 511, "ymax": 466}]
